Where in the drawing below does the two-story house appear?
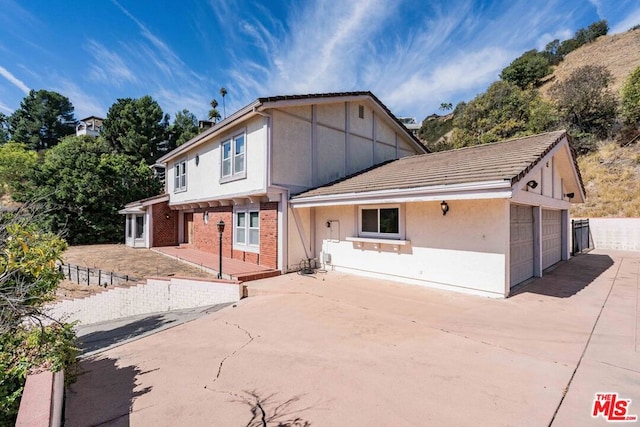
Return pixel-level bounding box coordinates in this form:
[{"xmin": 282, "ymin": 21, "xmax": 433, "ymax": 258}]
[
  {"xmin": 120, "ymin": 91, "xmax": 585, "ymax": 298},
  {"xmin": 120, "ymin": 92, "xmax": 426, "ymax": 269}
]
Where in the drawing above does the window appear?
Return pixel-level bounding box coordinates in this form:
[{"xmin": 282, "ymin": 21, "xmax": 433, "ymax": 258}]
[
  {"xmin": 221, "ymin": 133, "xmax": 246, "ymax": 180},
  {"xmin": 174, "ymin": 159, "xmax": 187, "ymax": 192},
  {"xmin": 359, "ymin": 205, "xmax": 401, "ymax": 238},
  {"xmin": 234, "ymin": 207, "xmax": 259, "ymax": 251},
  {"xmin": 135, "ymin": 215, "xmax": 144, "ymax": 239}
]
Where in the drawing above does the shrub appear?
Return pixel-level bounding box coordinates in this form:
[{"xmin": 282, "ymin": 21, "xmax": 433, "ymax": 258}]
[
  {"xmin": 0, "ymin": 324, "xmax": 78, "ymax": 425},
  {"xmin": 621, "ymin": 66, "xmax": 640, "ymax": 125}
]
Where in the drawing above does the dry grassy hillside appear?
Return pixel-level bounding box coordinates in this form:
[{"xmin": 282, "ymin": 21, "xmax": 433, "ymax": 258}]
[
  {"xmin": 570, "ymin": 142, "xmax": 640, "ymax": 218},
  {"xmin": 539, "ymin": 28, "xmax": 640, "ymax": 218},
  {"xmin": 540, "ymin": 28, "xmax": 640, "ymax": 98}
]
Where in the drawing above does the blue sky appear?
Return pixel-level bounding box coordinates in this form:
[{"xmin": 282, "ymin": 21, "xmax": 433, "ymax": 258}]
[{"xmin": 1, "ymin": 0, "xmax": 639, "ymax": 122}]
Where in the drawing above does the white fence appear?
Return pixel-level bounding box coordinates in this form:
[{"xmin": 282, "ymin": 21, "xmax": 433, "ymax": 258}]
[
  {"xmin": 586, "ymin": 218, "xmax": 640, "ymax": 252},
  {"xmin": 47, "ymin": 277, "xmax": 243, "ymax": 325}
]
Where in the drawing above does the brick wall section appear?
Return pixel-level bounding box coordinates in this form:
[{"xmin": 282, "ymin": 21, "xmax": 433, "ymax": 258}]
[
  {"xmin": 192, "ymin": 207, "xmax": 233, "ymax": 256},
  {"xmin": 260, "ymin": 202, "xmax": 278, "ymax": 269},
  {"xmin": 189, "ymin": 203, "xmax": 278, "ymax": 269},
  {"xmin": 151, "ymin": 201, "xmax": 178, "ymax": 247}
]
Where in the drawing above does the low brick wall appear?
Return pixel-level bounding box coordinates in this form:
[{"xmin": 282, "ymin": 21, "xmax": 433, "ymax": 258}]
[
  {"xmin": 47, "ymin": 277, "xmax": 243, "ymax": 325},
  {"xmin": 588, "ymin": 218, "xmax": 640, "ymax": 252},
  {"xmin": 15, "ymin": 370, "xmax": 64, "ymax": 427}
]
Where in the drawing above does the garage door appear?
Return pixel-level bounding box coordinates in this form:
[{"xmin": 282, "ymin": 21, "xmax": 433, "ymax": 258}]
[
  {"xmin": 510, "ymin": 205, "xmax": 534, "ymax": 287},
  {"xmin": 542, "ymin": 209, "xmax": 562, "ymax": 269}
]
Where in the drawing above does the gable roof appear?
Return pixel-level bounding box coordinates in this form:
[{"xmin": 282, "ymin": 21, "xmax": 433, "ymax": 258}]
[
  {"xmin": 291, "ymin": 130, "xmax": 585, "ymax": 203},
  {"xmin": 157, "ymin": 91, "xmax": 427, "ymax": 163}
]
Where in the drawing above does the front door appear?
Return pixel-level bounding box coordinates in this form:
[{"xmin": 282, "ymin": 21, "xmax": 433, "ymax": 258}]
[{"xmin": 184, "ymin": 213, "xmax": 194, "ymax": 244}]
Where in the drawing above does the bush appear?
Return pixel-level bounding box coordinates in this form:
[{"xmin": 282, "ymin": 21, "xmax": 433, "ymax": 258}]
[
  {"xmin": 0, "ymin": 324, "xmax": 78, "ymax": 425},
  {"xmin": 621, "ymin": 66, "xmax": 640, "ymax": 125},
  {"xmin": 550, "ymin": 65, "xmax": 617, "ymax": 142},
  {"xmin": 500, "ymin": 50, "xmax": 551, "ymax": 89}
]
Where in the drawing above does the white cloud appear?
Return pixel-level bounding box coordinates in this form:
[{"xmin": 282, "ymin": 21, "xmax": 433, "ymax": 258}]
[
  {"xmin": 611, "ymin": 8, "xmax": 640, "ymax": 34},
  {"xmin": 85, "ymin": 40, "xmax": 137, "ymax": 87},
  {"xmin": 0, "ymin": 101, "xmax": 12, "ymax": 113},
  {"xmin": 53, "ymin": 79, "xmax": 105, "ymax": 119},
  {"xmin": 0, "ymin": 65, "xmax": 30, "ymax": 94}
]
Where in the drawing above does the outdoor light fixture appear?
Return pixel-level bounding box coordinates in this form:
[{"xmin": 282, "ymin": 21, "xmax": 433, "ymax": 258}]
[
  {"xmin": 203, "ymin": 211, "xmax": 209, "ymax": 224},
  {"xmin": 441, "ymin": 200, "xmax": 449, "ymax": 216},
  {"xmin": 165, "ymin": 213, "xmax": 170, "ymax": 220},
  {"xmin": 216, "ymin": 219, "xmax": 225, "ymax": 279},
  {"xmin": 565, "ymin": 192, "xmax": 575, "ymax": 199},
  {"xmin": 526, "ymin": 180, "xmax": 538, "ymax": 189}
]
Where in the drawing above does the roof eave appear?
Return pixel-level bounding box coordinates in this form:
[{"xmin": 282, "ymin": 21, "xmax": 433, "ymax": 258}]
[{"xmin": 290, "ymin": 180, "xmax": 512, "ymax": 208}]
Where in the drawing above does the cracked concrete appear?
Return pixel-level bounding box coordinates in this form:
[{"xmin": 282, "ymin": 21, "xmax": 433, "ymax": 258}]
[{"xmin": 65, "ymin": 249, "xmax": 640, "ymax": 426}]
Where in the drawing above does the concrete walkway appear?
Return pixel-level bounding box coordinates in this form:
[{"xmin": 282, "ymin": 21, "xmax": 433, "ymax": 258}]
[{"xmin": 65, "ymin": 249, "xmax": 639, "ymax": 426}]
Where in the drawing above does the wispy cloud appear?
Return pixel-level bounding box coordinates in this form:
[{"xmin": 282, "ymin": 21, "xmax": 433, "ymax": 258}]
[
  {"xmin": 610, "ymin": 7, "xmax": 640, "ymax": 33},
  {"xmin": 0, "ymin": 65, "xmax": 30, "ymax": 94},
  {"xmin": 52, "ymin": 78, "xmax": 105, "ymax": 119},
  {"xmin": 0, "ymin": 101, "xmax": 13, "ymax": 113},
  {"xmin": 85, "ymin": 40, "xmax": 137, "ymax": 87}
]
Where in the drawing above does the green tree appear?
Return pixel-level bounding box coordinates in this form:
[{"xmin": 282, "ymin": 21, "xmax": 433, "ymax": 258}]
[
  {"xmin": 8, "ymin": 90, "xmax": 76, "ymax": 150},
  {"xmin": 439, "ymin": 102, "xmax": 453, "ymax": 111},
  {"xmin": 0, "ymin": 207, "xmax": 77, "ymax": 424},
  {"xmin": 550, "ymin": 64, "xmax": 617, "ymax": 141},
  {"xmin": 621, "ymin": 66, "xmax": 640, "ymax": 125},
  {"xmin": 220, "ymin": 87, "xmax": 228, "ymax": 118},
  {"xmin": 27, "ymin": 135, "xmax": 161, "ymax": 244},
  {"xmin": 500, "ymin": 49, "xmax": 551, "ymax": 89},
  {"xmin": 451, "ymin": 81, "xmax": 558, "ymax": 148},
  {"xmin": 0, "ymin": 113, "xmax": 10, "ymax": 143},
  {"xmin": 209, "ymin": 99, "xmax": 221, "ymax": 123},
  {"xmin": 0, "ymin": 142, "xmax": 37, "ymax": 198},
  {"xmin": 170, "ymin": 109, "xmax": 199, "ymax": 147},
  {"xmin": 101, "ymin": 96, "xmax": 166, "ymax": 164}
]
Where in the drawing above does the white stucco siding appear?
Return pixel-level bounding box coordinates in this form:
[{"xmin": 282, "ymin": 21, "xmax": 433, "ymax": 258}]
[
  {"xmin": 287, "ymin": 206, "xmax": 313, "ymax": 271},
  {"xmin": 375, "ymin": 142, "xmax": 397, "ymax": 163},
  {"xmin": 541, "ymin": 158, "xmax": 553, "ymax": 197},
  {"xmin": 168, "ymin": 117, "xmax": 267, "ymax": 202},
  {"xmin": 349, "ymin": 135, "xmax": 374, "ymax": 174},
  {"xmin": 376, "ymin": 119, "xmax": 395, "ymax": 146},
  {"xmin": 317, "ymin": 103, "xmax": 344, "ymax": 129},
  {"xmin": 317, "ymin": 126, "xmax": 346, "ymax": 184},
  {"xmin": 313, "ymin": 199, "xmax": 510, "ymax": 297},
  {"xmin": 349, "ymin": 102, "xmax": 373, "ymax": 138},
  {"xmin": 272, "ymin": 110, "xmax": 313, "ymax": 189}
]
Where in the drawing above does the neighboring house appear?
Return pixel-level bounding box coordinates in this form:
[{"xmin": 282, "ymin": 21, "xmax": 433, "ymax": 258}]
[
  {"xmin": 120, "ymin": 91, "xmax": 585, "ymax": 298},
  {"xmin": 397, "ymin": 117, "xmax": 421, "ymax": 136},
  {"xmin": 290, "ymin": 130, "xmax": 584, "ymax": 297},
  {"xmin": 119, "ymin": 91, "xmax": 426, "ymax": 267},
  {"xmin": 75, "ymin": 116, "xmax": 104, "ymax": 137}
]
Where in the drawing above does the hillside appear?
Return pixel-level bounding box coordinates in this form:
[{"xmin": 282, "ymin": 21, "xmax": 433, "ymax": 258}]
[
  {"xmin": 539, "ymin": 28, "xmax": 640, "ymax": 100},
  {"xmin": 418, "ymin": 28, "xmax": 640, "ymax": 217}
]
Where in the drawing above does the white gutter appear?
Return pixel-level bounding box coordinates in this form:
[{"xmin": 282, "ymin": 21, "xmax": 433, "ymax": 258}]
[{"xmin": 289, "ymin": 180, "xmax": 513, "ymax": 208}]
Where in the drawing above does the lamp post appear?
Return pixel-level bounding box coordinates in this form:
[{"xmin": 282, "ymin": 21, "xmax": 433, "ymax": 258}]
[{"xmin": 216, "ymin": 219, "xmax": 225, "ymax": 279}]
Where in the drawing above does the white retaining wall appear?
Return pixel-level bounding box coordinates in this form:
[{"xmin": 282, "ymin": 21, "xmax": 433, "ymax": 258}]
[
  {"xmin": 47, "ymin": 278, "xmax": 242, "ymax": 325},
  {"xmin": 588, "ymin": 218, "xmax": 640, "ymax": 252}
]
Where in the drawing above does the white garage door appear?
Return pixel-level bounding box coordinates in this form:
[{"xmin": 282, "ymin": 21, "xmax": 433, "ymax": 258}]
[
  {"xmin": 510, "ymin": 205, "xmax": 534, "ymax": 287},
  {"xmin": 542, "ymin": 209, "xmax": 562, "ymax": 269}
]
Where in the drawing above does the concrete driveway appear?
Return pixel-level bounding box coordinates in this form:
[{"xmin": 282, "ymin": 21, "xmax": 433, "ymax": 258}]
[{"xmin": 65, "ymin": 249, "xmax": 639, "ymax": 426}]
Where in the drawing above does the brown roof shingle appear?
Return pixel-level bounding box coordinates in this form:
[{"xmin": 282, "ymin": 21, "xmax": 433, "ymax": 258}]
[{"xmin": 292, "ymin": 130, "xmax": 575, "ymax": 199}]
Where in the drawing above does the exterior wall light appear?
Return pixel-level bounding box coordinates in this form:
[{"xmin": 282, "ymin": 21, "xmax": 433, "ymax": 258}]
[
  {"xmin": 441, "ymin": 200, "xmax": 449, "ymax": 216},
  {"xmin": 216, "ymin": 219, "xmax": 225, "ymax": 279},
  {"xmin": 564, "ymin": 192, "xmax": 575, "ymax": 199},
  {"xmin": 526, "ymin": 180, "xmax": 538, "ymax": 189},
  {"xmin": 204, "ymin": 211, "xmax": 209, "ymax": 224}
]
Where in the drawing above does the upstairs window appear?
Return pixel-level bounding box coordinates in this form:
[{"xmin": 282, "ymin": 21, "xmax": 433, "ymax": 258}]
[
  {"xmin": 174, "ymin": 159, "xmax": 187, "ymax": 192},
  {"xmin": 359, "ymin": 205, "xmax": 401, "ymax": 239},
  {"xmin": 222, "ymin": 133, "xmax": 246, "ymax": 180}
]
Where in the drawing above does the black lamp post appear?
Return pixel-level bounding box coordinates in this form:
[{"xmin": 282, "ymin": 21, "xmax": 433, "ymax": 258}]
[{"xmin": 216, "ymin": 219, "xmax": 225, "ymax": 279}]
